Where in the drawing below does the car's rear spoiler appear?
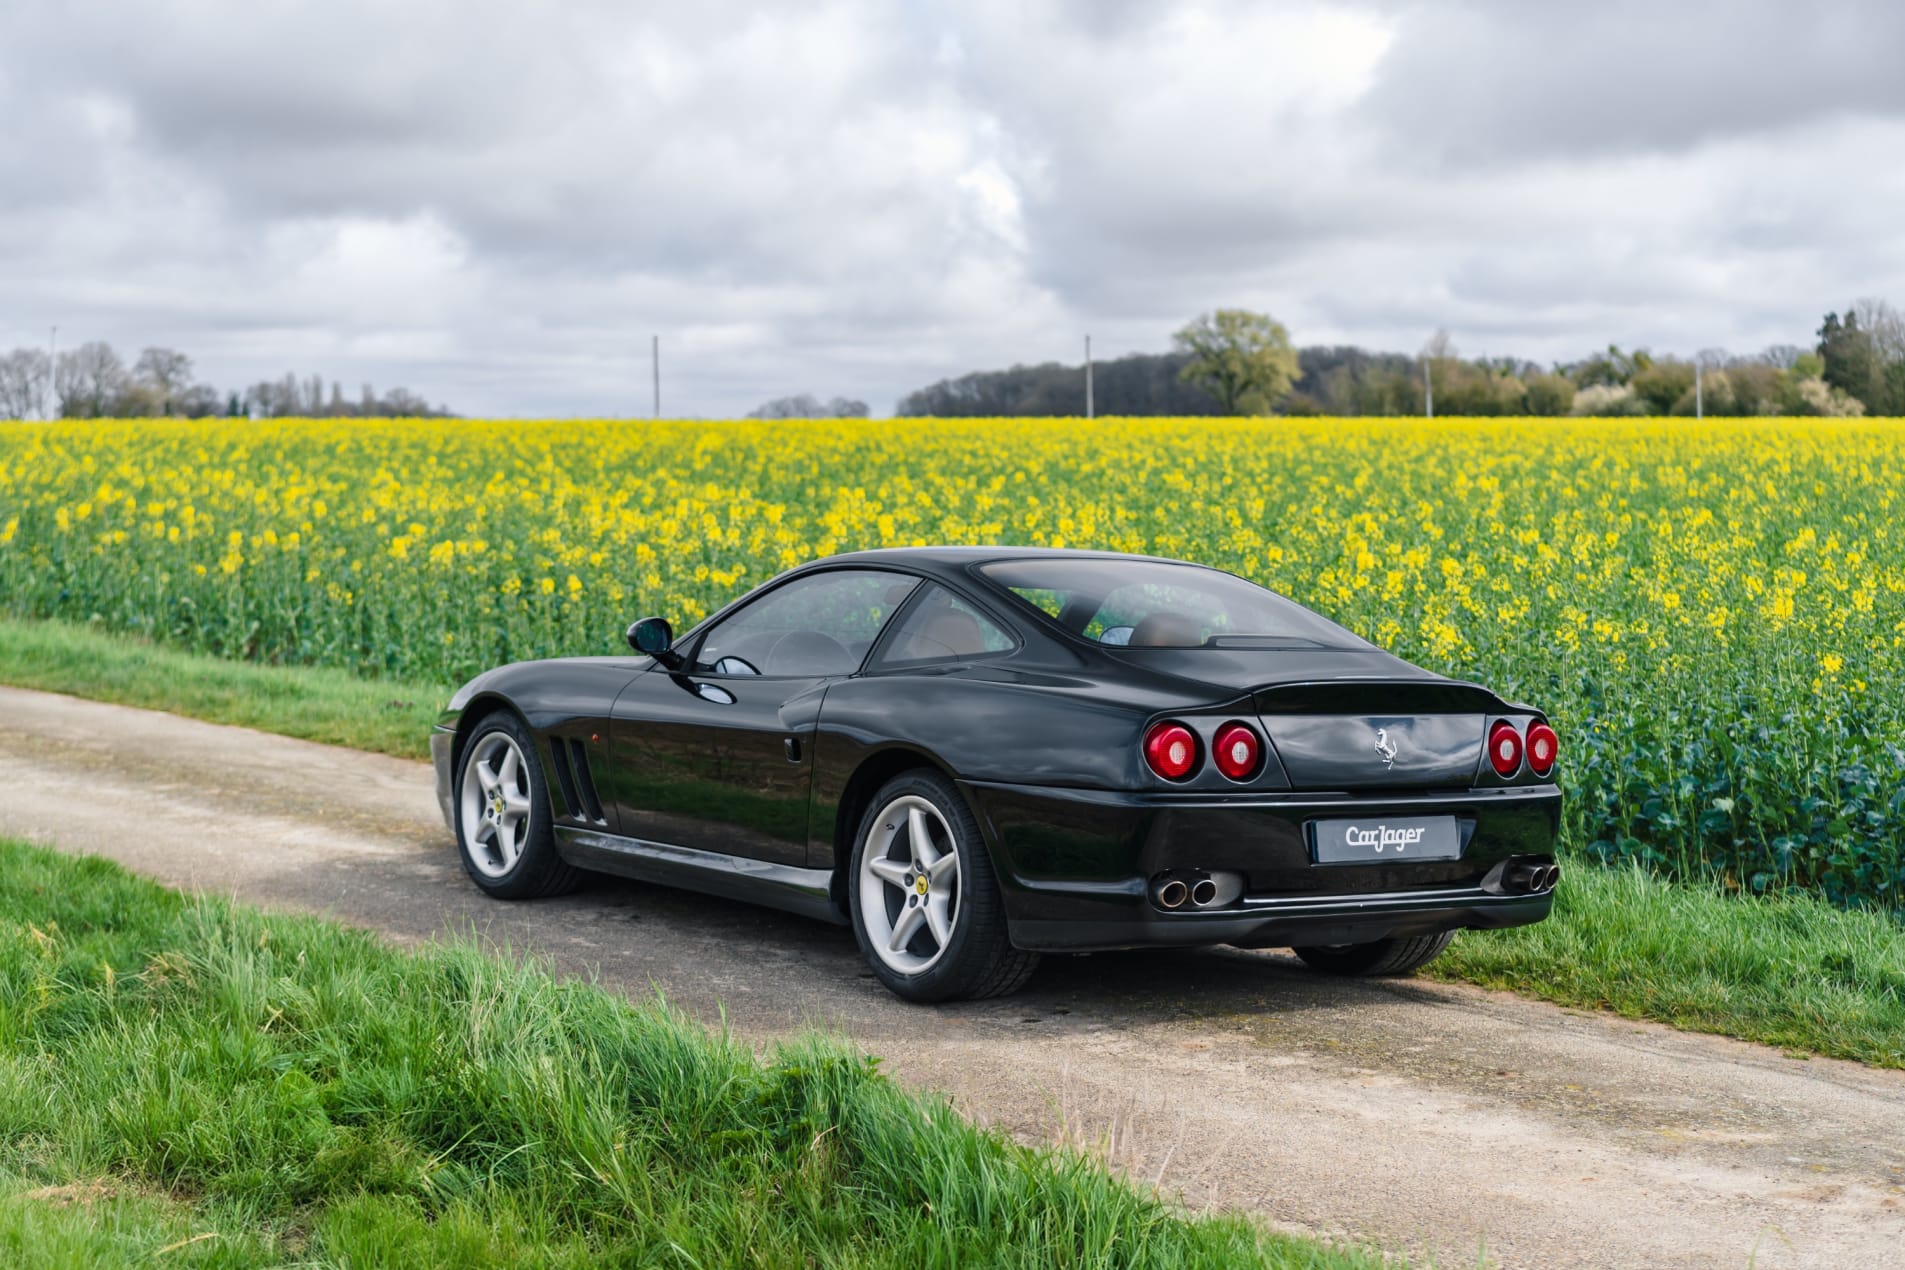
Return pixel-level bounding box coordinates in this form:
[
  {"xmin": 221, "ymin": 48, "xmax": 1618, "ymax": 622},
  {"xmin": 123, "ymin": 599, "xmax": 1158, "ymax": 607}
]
[{"xmin": 1251, "ymin": 679, "xmax": 1512, "ymax": 716}]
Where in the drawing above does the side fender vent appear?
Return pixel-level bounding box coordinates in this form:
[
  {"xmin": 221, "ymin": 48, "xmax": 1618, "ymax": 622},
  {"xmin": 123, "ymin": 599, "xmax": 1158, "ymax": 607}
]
[
  {"xmin": 546, "ymin": 737, "xmax": 582, "ymax": 819},
  {"xmin": 567, "ymin": 738, "xmax": 608, "ymax": 825}
]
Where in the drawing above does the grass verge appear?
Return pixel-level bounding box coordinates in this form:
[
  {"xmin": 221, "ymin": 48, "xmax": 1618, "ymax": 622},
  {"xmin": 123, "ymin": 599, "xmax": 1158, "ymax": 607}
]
[
  {"xmin": 0, "ymin": 617, "xmax": 443, "ymax": 760},
  {"xmin": 1, "ymin": 616, "xmax": 1899, "ymax": 1071},
  {"xmin": 1432, "ymin": 862, "xmax": 1905, "ymax": 1068},
  {"xmin": 0, "ymin": 839, "xmax": 1370, "ymax": 1269}
]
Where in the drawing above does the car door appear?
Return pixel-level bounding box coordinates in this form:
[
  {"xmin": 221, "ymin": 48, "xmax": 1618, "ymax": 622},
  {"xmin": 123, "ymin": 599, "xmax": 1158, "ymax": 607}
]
[{"xmin": 605, "ymin": 568, "xmax": 919, "ymax": 867}]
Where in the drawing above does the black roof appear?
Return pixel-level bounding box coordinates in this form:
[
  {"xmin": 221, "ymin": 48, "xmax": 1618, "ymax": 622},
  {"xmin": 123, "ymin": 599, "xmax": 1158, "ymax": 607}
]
[{"xmin": 802, "ymin": 545, "xmax": 1197, "ymax": 574}]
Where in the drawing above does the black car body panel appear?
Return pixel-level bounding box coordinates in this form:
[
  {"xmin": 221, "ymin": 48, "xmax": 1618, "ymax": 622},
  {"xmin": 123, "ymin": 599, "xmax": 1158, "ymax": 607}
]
[
  {"xmin": 433, "ymin": 546, "xmax": 1563, "ymax": 952},
  {"xmin": 966, "ymin": 780, "xmax": 1558, "ymax": 950}
]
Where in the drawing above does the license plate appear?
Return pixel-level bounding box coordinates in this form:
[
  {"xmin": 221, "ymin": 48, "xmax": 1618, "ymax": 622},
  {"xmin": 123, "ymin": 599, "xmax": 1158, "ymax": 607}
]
[{"xmin": 1309, "ymin": 815, "xmax": 1462, "ymax": 864}]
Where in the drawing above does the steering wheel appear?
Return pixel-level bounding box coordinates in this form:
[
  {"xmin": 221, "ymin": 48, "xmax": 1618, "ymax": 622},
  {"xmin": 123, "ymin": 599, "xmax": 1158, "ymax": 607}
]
[{"xmin": 766, "ymin": 630, "xmax": 852, "ymax": 675}]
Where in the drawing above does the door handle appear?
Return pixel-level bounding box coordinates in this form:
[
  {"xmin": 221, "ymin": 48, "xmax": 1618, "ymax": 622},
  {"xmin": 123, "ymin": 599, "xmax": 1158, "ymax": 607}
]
[{"xmin": 784, "ymin": 737, "xmax": 803, "ymax": 763}]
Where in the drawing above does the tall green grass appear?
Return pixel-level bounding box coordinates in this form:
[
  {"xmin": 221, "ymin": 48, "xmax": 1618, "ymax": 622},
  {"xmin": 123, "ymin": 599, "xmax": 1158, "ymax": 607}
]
[
  {"xmin": 0, "ymin": 616, "xmax": 443, "ymax": 760},
  {"xmin": 1434, "ymin": 863, "xmax": 1905, "ymax": 1067},
  {"xmin": 0, "ymin": 840, "xmax": 1371, "ymax": 1268}
]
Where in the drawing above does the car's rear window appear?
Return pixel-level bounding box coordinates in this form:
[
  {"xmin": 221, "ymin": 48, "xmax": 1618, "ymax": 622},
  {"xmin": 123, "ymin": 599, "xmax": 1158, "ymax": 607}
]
[{"xmin": 975, "ymin": 559, "xmax": 1367, "ymax": 650}]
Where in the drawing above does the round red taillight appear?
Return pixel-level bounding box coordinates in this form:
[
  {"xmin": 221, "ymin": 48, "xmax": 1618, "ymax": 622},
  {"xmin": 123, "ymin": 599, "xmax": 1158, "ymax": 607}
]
[
  {"xmin": 1525, "ymin": 721, "xmax": 1558, "ymax": 777},
  {"xmin": 1143, "ymin": 722, "xmax": 1199, "ymax": 780},
  {"xmin": 1487, "ymin": 720, "xmax": 1523, "ymax": 778},
  {"xmin": 1212, "ymin": 722, "xmax": 1262, "ymax": 781}
]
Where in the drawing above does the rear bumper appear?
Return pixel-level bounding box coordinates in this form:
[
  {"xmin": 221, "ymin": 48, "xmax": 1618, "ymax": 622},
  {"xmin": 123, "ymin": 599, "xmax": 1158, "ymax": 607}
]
[
  {"xmin": 1009, "ymin": 885, "xmax": 1552, "ymax": 952},
  {"xmin": 963, "ymin": 779, "xmax": 1562, "ymax": 953}
]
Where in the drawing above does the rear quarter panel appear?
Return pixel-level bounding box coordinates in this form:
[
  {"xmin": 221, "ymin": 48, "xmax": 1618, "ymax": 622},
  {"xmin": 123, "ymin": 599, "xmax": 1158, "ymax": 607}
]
[{"xmin": 809, "ymin": 667, "xmax": 1186, "ymax": 871}]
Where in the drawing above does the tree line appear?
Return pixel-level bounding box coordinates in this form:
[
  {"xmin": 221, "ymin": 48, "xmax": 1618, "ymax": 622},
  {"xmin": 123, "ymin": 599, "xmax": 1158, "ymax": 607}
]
[
  {"xmin": 0, "ymin": 340, "xmax": 455, "ymax": 420},
  {"xmin": 897, "ymin": 302, "xmax": 1902, "ymax": 418},
  {"xmin": 9, "ymin": 307, "xmax": 1899, "ymax": 422}
]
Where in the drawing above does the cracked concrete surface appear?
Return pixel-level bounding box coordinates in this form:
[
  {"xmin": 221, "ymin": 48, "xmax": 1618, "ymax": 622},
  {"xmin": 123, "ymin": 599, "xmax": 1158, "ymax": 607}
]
[{"xmin": 3, "ymin": 684, "xmax": 1902, "ymax": 1268}]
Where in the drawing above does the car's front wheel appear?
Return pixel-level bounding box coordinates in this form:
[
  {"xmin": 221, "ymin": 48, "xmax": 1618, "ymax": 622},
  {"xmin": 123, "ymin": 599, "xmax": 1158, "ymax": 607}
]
[
  {"xmin": 1292, "ymin": 931, "xmax": 1454, "ymax": 977},
  {"xmin": 848, "ymin": 771, "xmax": 1038, "ymax": 1003},
  {"xmin": 453, "ymin": 711, "xmax": 583, "ymax": 899}
]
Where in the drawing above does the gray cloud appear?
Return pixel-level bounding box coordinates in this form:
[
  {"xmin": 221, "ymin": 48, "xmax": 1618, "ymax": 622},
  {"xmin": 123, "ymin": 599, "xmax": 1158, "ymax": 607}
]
[
  {"xmin": 1362, "ymin": 1, "xmax": 1905, "ymax": 164},
  {"xmin": 1, "ymin": 0, "xmax": 1900, "ymax": 415}
]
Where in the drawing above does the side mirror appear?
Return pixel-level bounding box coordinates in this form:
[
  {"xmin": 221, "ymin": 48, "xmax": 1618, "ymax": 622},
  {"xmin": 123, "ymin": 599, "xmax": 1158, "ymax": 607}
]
[{"xmin": 627, "ymin": 616, "xmax": 681, "ymax": 666}]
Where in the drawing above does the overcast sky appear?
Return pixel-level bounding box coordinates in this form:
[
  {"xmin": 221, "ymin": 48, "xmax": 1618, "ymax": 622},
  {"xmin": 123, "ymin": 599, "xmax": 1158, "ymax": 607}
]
[{"xmin": 5, "ymin": 0, "xmax": 1904, "ymax": 417}]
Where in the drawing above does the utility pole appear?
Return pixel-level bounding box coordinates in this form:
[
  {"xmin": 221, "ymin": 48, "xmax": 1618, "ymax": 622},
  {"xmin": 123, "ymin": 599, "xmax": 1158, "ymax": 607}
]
[
  {"xmin": 46, "ymin": 325, "xmax": 57, "ymax": 420},
  {"xmin": 1422, "ymin": 354, "xmax": 1433, "ymax": 418},
  {"xmin": 1085, "ymin": 334, "xmax": 1094, "ymax": 419},
  {"xmin": 651, "ymin": 334, "xmax": 660, "ymax": 419},
  {"xmin": 1694, "ymin": 361, "xmax": 1703, "ymax": 419}
]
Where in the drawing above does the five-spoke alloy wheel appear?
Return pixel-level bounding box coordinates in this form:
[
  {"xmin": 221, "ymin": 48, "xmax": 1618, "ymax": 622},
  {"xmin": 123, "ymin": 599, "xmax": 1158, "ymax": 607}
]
[
  {"xmin": 857, "ymin": 795, "xmax": 964, "ymax": 975},
  {"xmin": 848, "ymin": 770, "xmax": 1037, "ymax": 1002},
  {"xmin": 460, "ymin": 730, "xmax": 533, "ymax": 879},
  {"xmin": 452, "ymin": 711, "xmax": 583, "ymax": 899}
]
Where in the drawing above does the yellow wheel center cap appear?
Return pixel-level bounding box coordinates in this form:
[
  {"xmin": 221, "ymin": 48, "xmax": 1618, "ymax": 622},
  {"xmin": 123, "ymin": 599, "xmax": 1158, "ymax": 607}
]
[{"xmin": 914, "ymin": 876, "xmax": 929, "ymax": 895}]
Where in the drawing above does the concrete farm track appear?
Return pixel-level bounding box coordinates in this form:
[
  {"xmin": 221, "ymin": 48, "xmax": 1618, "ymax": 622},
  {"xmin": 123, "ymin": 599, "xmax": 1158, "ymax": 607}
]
[{"xmin": 3, "ymin": 684, "xmax": 1902, "ymax": 1268}]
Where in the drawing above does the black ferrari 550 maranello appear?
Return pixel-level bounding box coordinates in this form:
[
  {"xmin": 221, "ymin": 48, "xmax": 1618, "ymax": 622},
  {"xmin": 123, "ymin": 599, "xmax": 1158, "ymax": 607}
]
[{"xmin": 433, "ymin": 547, "xmax": 1562, "ymax": 1002}]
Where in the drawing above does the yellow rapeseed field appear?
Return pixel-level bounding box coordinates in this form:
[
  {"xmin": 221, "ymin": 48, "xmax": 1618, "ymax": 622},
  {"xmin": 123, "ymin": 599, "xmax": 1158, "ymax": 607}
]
[{"xmin": 1, "ymin": 416, "xmax": 1900, "ymax": 902}]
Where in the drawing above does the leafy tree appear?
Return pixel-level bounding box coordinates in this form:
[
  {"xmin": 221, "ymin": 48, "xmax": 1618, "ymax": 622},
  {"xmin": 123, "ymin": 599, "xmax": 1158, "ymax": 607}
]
[
  {"xmin": 1882, "ymin": 361, "xmax": 1905, "ymax": 416},
  {"xmin": 1433, "ymin": 359, "xmax": 1529, "ymax": 415},
  {"xmin": 1725, "ymin": 364, "xmax": 1783, "ymax": 415},
  {"xmin": 1525, "ymin": 372, "xmax": 1575, "ymax": 416},
  {"xmin": 1631, "ymin": 361, "xmax": 1696, "ymax": 414},
  {"xmin": 1781, "ymin": 353, "xmax": 1863, "ymax": 415},
  {"xmin": 1811, "ymin": 301, "xmax": 1905, "ymax": 412},
  {"xmin": 898, "ymin": 354, "xmax": 1224, "ymax": 417},
  {"xmin": 1570, "ymin": 345, "xmax": 1651, "ymax": 389},
  {"xmin": 1172, "ymin": 309, "xmax": 1299, "ymax": 414},
  {"xmin": 1817, "ymin": 310, "xmax": 1877, "ymax": 408}
]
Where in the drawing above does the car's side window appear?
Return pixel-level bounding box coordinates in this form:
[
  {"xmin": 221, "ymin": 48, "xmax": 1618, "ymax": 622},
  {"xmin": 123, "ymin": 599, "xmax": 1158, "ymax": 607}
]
[
  {"xmin": 691, "ymin": 570, "xmax": 919, "ymax": 677},
  {"xmin": 876, "ymin": 585, "xmax": 1016, "ymax": 666}
]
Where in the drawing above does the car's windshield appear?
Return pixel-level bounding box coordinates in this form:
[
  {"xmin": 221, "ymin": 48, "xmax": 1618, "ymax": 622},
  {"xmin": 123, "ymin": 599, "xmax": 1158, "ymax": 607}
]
[{"xmin": 975, "ymin": 558, "xmax": 1369, "ymax": 650}]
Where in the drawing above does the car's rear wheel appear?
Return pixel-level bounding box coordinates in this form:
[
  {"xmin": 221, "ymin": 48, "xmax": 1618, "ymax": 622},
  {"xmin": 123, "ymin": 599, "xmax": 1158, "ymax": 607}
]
[
  {"xmin": 1292, "ymin": 931, "xmax": 1454, "ymax": 977},
  {"xmin": 454, "ymin": 712, "xmax": 583, "ymax": 899},
  {"xmin": 849, "ymin": 771, "xmax": 1038, "ymax": 1003}
]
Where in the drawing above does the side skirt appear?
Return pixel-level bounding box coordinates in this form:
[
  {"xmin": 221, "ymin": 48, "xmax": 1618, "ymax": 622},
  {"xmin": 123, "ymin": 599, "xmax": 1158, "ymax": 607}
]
[{"xmin": 555, "ymin": 826, "xmax": 845, "ymax": 926}]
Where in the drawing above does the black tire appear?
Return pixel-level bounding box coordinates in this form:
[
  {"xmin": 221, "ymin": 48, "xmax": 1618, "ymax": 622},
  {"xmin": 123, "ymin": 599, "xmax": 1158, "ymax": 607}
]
[
  {"xmin": 847, "ymin": 770, "xmax": 1039, "ymax": 1003},
  {"xmin": 1292, "ymin": 931, "xmax": 1454, "ymax": 977},
  {"xmin": 452, "ymin": 710, "xmax": 584, "ymax": 900}
]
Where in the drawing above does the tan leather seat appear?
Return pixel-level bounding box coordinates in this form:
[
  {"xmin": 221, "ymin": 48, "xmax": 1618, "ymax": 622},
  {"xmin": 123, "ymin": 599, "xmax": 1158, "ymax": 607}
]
[
  {"xmin": 1129, "ymin": 613, "xmax": 1202, "ymax": 647},
  {"xmin": 921, "ymin": 610, "xmax": 985, "ymax": 656}
]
